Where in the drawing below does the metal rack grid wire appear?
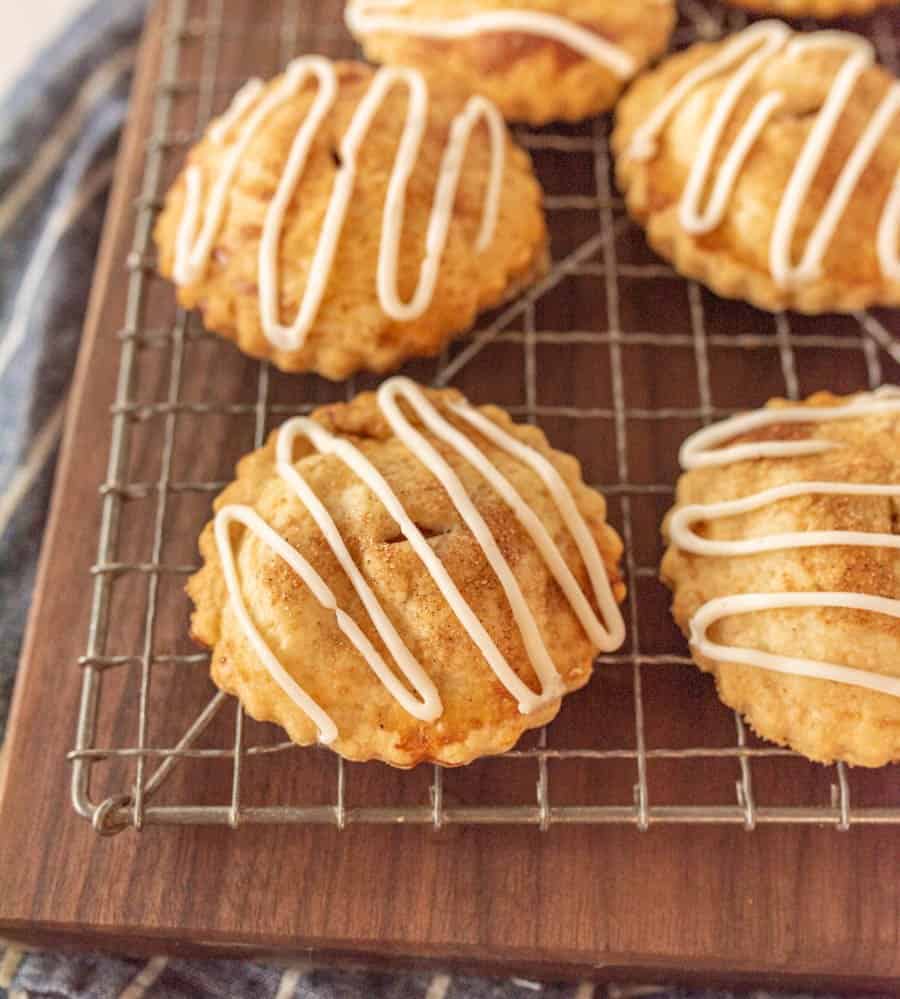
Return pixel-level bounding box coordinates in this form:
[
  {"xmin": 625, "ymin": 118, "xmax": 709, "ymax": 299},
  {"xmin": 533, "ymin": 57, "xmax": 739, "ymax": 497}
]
[{"xmin": 69, "ymin": 0, "xmax": 900, "ymax": 835}]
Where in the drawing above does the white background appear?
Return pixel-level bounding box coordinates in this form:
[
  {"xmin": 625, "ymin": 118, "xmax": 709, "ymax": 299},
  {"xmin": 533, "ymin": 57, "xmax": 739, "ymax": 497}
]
[{"xmin": 1, "ymin": 1, "xmax": 93, "ymax": 95}]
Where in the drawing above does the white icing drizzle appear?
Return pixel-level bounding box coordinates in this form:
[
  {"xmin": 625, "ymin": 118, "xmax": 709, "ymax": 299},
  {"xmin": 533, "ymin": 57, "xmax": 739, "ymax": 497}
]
[
  {"xmin": 345, "ymin": 0, "xmax": 637, "ymax": 79},
  {"xmin": 691, "ymin": 594, "xmax": 900, "ymax": 698},
  {"xmin": 626, "ymin": 21, "xmax": 900, "ymax": 290},
  {"xmin": 175, "ymin": 58, "xmax": 506, "ymax": 352},
  {"xmin": 215, "ymin": 377, "xmax": 625, "ymax": 742},
  {"xmin": 671, "ymin": 481, "xmax": 900, "ymax": 557},
  {"xmin": 879, "ymin": 171, "xmax": 900, "ymax": 282},
  {"xmin": 680, "ymin": 385, "xmax": 900, "ymax": 469},
  {"xmin": 174, "ymin": 57, "xmax": 336, "ymax": 287},
  {"xmin": 675, "ymin": 388, "xmax": 900, "ymax": 699},
  {"xmin": 446, "ymin": 399, "xmax": 625, "ymax": 650},
  {"xmin": 207, "ymin": 78, "xmax": 264, "ymax": 145}
]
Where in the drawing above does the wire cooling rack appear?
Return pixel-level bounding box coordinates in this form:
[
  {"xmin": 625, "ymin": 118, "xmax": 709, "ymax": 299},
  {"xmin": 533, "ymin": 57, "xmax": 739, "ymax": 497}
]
[{"xmin": 69, "ymin": 0, "xmax": 900, "ymax": 835}]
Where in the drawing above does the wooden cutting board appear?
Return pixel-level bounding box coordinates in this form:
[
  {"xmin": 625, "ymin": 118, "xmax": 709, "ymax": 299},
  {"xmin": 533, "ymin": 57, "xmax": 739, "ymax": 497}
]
[{"xmin": 0, "ymin": 0, "xmax": 898, "ymax": 989}]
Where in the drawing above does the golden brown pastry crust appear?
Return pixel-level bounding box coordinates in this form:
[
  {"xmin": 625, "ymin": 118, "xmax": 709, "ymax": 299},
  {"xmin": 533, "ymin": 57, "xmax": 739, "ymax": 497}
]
[
  {"xmin": 662, "ymin": 392, "xmax": 900, "ymax": 767},
  {"xmin": 613, "ymin": 32, "xmax": 900, "ymax": 314},
  {"xmin": 348, "ymin": 0, "xmax": 676, "ymax": 125},
  {"xmin": 728, "ymin": 0, "xmax": 898, "ymax": 17},
  {"xmin": 189, "ymin": 387, "xmax": 625, "ymax": 767},
  {"xmin": 154, "ymin": 61, "xmax": 547, "ymax": 379}
]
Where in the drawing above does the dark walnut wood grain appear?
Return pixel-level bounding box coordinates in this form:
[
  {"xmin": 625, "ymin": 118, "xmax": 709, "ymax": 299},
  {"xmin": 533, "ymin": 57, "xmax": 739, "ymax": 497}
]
[{"xmin": 0, "ymin": 0, "xmax": 898, "ymax": 990}]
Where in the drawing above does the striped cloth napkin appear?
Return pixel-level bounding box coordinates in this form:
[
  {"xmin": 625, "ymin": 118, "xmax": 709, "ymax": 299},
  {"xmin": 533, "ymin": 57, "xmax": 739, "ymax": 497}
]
[{"xmin": 0, "ymin": 1, "xmax": 859, "ymax": 997}]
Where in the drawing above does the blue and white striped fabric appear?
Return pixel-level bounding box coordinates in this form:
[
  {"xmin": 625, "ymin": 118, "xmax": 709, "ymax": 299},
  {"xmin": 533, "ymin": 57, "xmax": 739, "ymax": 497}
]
[
  {"xmin": 0, "ymin": 0, "xmax": 141, "ymax": 744},
  {"xmin": 0, "ymin": 2, "xmax": 862, "ymax": 997}
]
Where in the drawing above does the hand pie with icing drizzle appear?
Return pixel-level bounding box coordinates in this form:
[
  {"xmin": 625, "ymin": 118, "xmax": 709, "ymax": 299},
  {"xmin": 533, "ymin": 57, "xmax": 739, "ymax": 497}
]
[
  {"xmin": 726, "ymin": 0, "xmax": 898, "ymax": 18},
  {"xmin": 188, "ymin": 379, "xmax": 626, "ymax": 767},
  {"xmin": 613, "ymin": 22, "xmax": 900, "ymax": 314},
  {"xmin": 345, "ymin": 0, "xmax": 676, "ymax": 125},
  {"xmin": 662, "ymin": 388, "xmax": 900, "ymax": 767},
  {"xmin": 154, "ymin": 59, "xmax": 547, "ymax": 379}
]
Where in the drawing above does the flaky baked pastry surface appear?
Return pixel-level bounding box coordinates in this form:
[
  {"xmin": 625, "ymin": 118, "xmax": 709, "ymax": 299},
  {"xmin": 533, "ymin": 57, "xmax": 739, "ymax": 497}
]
[
  {"xmin": 346, "ymin": 0, "xmax": 675, "ymax": 124},
  {"xmin": 154, "ymin": 60, "xmax": 547, "ymax": 379},
  {"xmin": 189, "ymin": 383, "xmax": 626, "ymax": 767},
  {"xmin": 613, "ymin": 23, "xmax": 900, "ymax": 314},
  {"xmin": 662, "ymin": 390, "xmax": 900, "ymax": 767}
]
